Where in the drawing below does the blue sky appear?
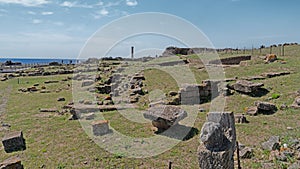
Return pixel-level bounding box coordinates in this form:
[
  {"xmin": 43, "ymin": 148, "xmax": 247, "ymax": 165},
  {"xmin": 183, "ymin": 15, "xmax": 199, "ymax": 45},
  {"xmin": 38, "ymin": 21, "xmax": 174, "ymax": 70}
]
[{"xmin": 0, "ymin": 0, "xmax": 299, "ymax": 58}]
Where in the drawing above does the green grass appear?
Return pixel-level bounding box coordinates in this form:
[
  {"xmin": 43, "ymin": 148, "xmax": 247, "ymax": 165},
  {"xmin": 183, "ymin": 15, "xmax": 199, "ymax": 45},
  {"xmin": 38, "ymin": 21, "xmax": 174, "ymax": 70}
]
[{"xmin": 0, "ymin": 45, "xmax": 300, "ymax": 168}]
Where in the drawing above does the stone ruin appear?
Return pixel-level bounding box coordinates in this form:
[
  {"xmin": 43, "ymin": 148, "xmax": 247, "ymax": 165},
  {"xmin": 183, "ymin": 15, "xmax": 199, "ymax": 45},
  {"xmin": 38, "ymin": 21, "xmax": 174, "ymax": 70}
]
[
  {"xmin": 161, "ymin": 46, "xmax": 215, "ymax": 56},
  {"xmin": 290, "ymin": 96, "xmax": 300, "ymax": 109},
  {"xmin": 92, "ymin": 120, "xmax": 110, "ymax": 136},
  {"xmin": 209, "ymin": 55, "xmax": 251, "ymax": 65},
  {"xmin": 246, "ymin": 101, "xmax": 278, "ymax": 116},
  {"xmin": 231, "ymin": 80, "xmax": 264, "ymax": 94},
  {"xmin": 2, "ymin": 131, "xmax": 26, "ymax": 153},
  {"xmin": 198, "ymin": 112, "xmax": 236, "ymax": 169},
  {"xmin": 143, "ymin": 105, "xmax": 187, "ymax": 131},
  {"xmin": 179, "ymin": 80, "xmax": 221, "ymax": 105},
  {"xmin": 0, "ymin": 156, "xmax": 23, "ymax": 169}
]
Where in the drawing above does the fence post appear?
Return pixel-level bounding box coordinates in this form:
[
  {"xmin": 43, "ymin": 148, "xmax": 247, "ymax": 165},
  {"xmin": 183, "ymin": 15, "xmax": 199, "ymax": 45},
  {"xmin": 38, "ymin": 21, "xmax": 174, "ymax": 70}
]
[
  {"xmin": 236, "ymin": 141, "xmax": 242, "ymax": 169},
  {"xmin": 168, "ymin": 161, "xmax": 172, "ymax": 169}
]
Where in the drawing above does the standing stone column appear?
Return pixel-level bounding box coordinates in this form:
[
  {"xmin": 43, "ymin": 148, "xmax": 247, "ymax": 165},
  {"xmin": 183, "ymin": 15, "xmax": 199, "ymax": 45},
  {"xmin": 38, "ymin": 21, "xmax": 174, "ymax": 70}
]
[{"xmin": 198, "ymin": 112, "xmax": 236, "ymax": 169}]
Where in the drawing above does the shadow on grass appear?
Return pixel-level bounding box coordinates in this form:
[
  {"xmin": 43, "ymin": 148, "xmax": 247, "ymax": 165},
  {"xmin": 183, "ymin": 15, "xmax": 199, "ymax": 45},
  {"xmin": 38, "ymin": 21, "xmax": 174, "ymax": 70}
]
[
  {"xmin": 250, "ymin": 88, "xmax": 270, "ymax": 97},
  {"xmin": 237, "ymin": 88, "xmax": 270, "ymax": 97},
  {"xmin": 155, "ymin": 124, "xmax": 199, "ymax": 141}
]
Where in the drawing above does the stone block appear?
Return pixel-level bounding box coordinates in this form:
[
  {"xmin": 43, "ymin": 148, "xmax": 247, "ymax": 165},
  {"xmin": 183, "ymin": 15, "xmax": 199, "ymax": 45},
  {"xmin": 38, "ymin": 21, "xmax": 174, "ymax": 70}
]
[
  {"xmin": 92, "ymin": 120, "xmax": 110, "ymax": 136},
  {"xmin": 2, "ymin": 131, "xmax": 26, "ymax": 153},
  {"xmin": 0, "ymin": 156, "xmax": 23, "ymax": 169}
]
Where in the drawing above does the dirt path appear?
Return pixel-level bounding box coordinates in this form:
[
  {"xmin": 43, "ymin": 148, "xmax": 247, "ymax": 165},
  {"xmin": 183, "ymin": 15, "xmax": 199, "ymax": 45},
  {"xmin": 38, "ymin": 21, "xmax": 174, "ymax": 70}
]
[{"xmin": 0, "ymin": 85, "xmax": 12, "ymax": 118}]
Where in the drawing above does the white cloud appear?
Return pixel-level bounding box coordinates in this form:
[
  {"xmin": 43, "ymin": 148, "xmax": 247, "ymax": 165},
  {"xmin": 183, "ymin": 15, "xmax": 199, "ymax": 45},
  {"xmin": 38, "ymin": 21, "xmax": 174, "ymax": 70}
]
[
  {"xmin": 41, "ymin": 11, "xmax": 53, "ymax": 15},
  {"xmin": 60, "ymin": 1, "xmax": 93, "ymax": 8},
  {"xmin": 60, "ymin": 1, "xmax": 75, "ymax": 7},
  {"xmin": 96, "ymin": 1, "xmax": 103, "ymax": 6},
  {"xmin": 99, "ymin": 9, "xmax": 108, "ymax": 15},
  {"xmin": 104, "ymin": 1, "xmax": 121, "ymax": 8},
  {"xmin": 32, "ymin": 19, "xmax": 42, "ymax": 24},
  {"xmin": 93, "ymin": 8, "xmax": 109, "ymax": 19},
  {"xmin": 126, "ymin": 0, "xmax": 137, "ymax": 6},
  {"xmin": 28, "ymin": 11, "xmax": 36, "ymax": 15},
  {"xmin": 0, "ymin": 0, "xmax": 50, "ymax": 7}
]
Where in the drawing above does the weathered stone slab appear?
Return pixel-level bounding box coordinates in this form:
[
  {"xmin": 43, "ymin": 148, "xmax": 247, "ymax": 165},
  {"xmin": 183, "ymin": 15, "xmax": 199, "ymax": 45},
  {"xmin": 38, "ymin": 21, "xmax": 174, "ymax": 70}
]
[
  {"xmin": 240, "ymin": 147, "xmax": 253, "ymax": 159},
  {"xmin": 92, "ymin": 120, "xmax": 110, "ymax": 136},
  {"xmin": 246, "ymin": 106, "xmax": 258, "ymax": 116},
  {"xmin": 0, "ymin": 156, "xmax": 23, "ymax": 169},
  {"xmin": 233, "ymin": 80, "xmax": 264, "ymax": 93},
  {"xmin": 261, "ymin": 136, "xmax": 280, "ymax": 151},
  {"xmin": 143, "ymin": 106, "xmax": 187, "ymax": 130},
  {"xmin": 44, "ymin": 80, "xmax": 59, "ymax": 84},
  {"xmin": 2, "ymin": 131, "xmax": 26, "ymax": 153},
  {"xmin": 255, "ymin": 101, "xmax": 277, "ymax": 112},
  {"xmin": 81, "ymin": 80, "xmax": 94, "ymax": 87},
  {"xmin": 290, "ymin": 96, "xmax": 300, "ymax": 109},
  {"xmin": 262, "ymin": 71, "xmax": 290, "ymax": 78}
]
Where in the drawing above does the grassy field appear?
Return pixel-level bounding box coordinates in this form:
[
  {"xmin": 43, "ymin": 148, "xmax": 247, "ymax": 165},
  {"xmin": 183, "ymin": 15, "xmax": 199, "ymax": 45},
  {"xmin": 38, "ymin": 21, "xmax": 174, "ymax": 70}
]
[{"xmin": 0, "ymin": 45, "xmax": 300, "ymax": 168}]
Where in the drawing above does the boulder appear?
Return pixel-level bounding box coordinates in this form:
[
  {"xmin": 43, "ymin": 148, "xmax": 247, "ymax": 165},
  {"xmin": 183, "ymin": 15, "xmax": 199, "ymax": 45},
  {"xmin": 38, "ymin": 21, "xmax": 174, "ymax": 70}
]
[
  {"xmin": 232, "ymin": 80, "xmax": 264, "ymax": 94},
  {"xmin": 265, "ymin": 54, "xmax": 277, "ymax": 63},
  {"xmin": 246, "ymin": 106, "xmax": 258, "ymax": 116},
  {"xmin": 27, "ymin": 86, "xmax": 38, "ymax": 92},
  {"xmin": 92, "ymin": 120, "xmax": 110, "ymax": 136},
  {"xmin": 0, "ymin": 156, "xmax": 23, "ymax": 169},
  {"xmin": 261, "ymin": 136, "xmax": 280, "ymax": 151},
  {"xmin": 234, "ymin": 114, "xmax": 248, "ymax": 123},
  {"xmin": 255, "ymin": 101, "xmax": 277, "ymax": 113},
  {"xmin": 290, "ymin": 97, "xmax": 300, "ymax": 109},
  {"xmin": 57, "ymin": 97, "xmax": 65, "ymax": 101},
  {"xmin": 2, "ymin": 131, "xmax": 26, "ymax": 153}
]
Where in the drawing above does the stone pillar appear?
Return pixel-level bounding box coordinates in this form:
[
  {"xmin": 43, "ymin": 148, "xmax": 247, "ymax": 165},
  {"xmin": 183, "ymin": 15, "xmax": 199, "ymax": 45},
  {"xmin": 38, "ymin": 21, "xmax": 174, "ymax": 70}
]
[{"xmin": 198, "ymin": 112, "xmax": 236, "ymax": 169}]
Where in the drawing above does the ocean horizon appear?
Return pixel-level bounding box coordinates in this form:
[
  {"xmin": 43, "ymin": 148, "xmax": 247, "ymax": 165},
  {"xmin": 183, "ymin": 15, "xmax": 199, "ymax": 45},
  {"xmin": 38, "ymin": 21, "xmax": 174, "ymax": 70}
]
[{"xmin": 0, "ymin": 58, "xmax": 83, "ymax": 65}]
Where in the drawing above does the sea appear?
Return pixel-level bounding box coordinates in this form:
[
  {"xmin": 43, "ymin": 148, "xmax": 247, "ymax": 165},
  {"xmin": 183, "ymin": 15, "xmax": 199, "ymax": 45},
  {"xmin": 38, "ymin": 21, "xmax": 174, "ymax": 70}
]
[{"xmin": 0, "ymin": 58, "xmax": 82, "ymax": 65}]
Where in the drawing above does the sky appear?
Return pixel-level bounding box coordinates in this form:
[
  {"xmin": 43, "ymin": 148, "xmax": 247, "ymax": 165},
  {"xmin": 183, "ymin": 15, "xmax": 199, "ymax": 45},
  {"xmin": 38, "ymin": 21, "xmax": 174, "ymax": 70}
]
[{"xmin": 0, "ymin": 0, "xmax": 299, "ymax": 58}]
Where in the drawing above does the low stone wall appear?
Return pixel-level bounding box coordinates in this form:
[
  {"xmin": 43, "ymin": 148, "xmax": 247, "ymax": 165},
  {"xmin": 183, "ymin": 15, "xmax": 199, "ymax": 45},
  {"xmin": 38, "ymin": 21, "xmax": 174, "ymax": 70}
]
[
  {"xmin": 179, "ymin": 80, "xmax": 220, "ymax": 105},
  {"xmin": 209, "ymin": 55, "xmax": 251, "ymax": 65},
  {"xmin": 162, "ymin": 47, "xmax": 215, "ymax": 56}
]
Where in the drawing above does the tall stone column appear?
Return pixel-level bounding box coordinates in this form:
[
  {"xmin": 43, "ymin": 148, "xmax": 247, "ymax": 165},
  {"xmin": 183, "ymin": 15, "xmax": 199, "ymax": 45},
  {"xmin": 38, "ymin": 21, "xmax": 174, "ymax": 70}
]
[{"xmin": 198, "ymin": 112, "xmax": 236, "ymax": 169}]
